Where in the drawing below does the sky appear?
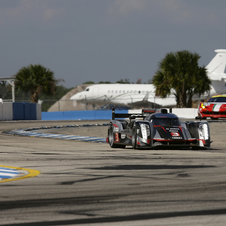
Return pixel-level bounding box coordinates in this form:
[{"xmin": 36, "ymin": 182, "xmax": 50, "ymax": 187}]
[{"xmin": 0, "ymin": 0, "xmax": 226, "ymax": 88}]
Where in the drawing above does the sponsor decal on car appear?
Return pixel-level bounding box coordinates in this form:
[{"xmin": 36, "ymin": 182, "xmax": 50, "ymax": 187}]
[
  {"xmin": 170, "ymin": 132, "xmax": 180, "ymax": 137},
  {"xmin": 115, "ymin": 133, "xmax": 119, "ymax": 142},
  {"xmin": 170, "ymin": 131, "xmax": 182, "ymax": 139}
]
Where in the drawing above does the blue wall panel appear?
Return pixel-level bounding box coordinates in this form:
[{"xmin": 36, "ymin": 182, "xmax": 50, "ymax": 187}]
[
  {"xmin": 13, "ymin": 103, "xmax": 25, "ymax": 120},
  {"xmin": 13, "ymin": 103, "xmax": 38, "ymax": 120},
  {"xmin": 42, "ymin": 111, "xmax": 63, "ymax": 121},
  {"xmin": 94, "ymin": 110, "xmax": 112, "ymax": 120},
  {"xmin": 30, "ymin": 103, "xmax": 37, "ymax": 120},
  {"xmin": 24, "ymin": 103, "xmax": 31, "ymax": 120},
  {"xmin": 41, "ymin": 110, "xmax": 115, "ymax": 121}
]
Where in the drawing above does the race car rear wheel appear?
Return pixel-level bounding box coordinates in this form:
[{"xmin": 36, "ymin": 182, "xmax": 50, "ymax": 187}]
[{"xmin": 108, "ymin": 127, "xmax": 126, "ymax": 149}]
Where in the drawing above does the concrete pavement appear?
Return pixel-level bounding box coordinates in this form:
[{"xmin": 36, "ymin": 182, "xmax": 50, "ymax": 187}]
[{"xmin": 0, "ymin": 120, "xmax": 226, "ymax": 225}]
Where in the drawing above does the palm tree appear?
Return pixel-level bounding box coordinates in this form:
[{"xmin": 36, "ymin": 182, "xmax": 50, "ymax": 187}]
[
  {"xmin": 15, "ymin": 64, "xmax": 58, "ymax": 103},
  {"xmin": 153, "ymin": 51, "xmax": 211, "ymax": 108}
]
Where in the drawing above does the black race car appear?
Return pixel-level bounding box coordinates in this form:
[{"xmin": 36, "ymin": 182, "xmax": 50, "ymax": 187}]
[{"xmin": 106, "ymin": 108, "xmax": 211, "ymax": 149}]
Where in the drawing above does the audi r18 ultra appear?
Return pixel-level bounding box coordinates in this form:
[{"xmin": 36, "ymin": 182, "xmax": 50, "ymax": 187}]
[
  {"xmin": 198, "ymin": 94, "xmax": 226, "ymax": 119},
  {"xmin": 107, "ymin": 108, "xmax": 211, "ymax": 149}
]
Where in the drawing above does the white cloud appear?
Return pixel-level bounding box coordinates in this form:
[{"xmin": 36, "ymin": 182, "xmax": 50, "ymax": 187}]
[
  {"xmin": 107, "ymin": 0, "xmax": 222, "ymax": 28},
  {"xmin": 0, "ymin": 0, "xmax": 64, "ymax": 27},
  {"xmin": 156, "ymin": 0, "xmax": 220, "ymax": 26},
  {"xmin": 108, "ymin": 0, "xmax": 148, "ymax": 15}
]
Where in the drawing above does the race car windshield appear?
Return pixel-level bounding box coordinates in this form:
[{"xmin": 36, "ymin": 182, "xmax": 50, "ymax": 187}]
[
  {"xmin": 153, "ymin": 118, "xmax": 181, "ymax": 127},
  {"xmin": 208, "ymin": 97, "xmax": 226, "ymax": 102}
]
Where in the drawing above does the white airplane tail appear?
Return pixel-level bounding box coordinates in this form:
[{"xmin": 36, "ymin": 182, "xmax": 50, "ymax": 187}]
[
  {"xmin": 206, "ymin": 49, "xmax": 226, "ymax": 80},
  {"xmin": 204, "ymin": 49, "xmax": 226, "ymax": 96}
]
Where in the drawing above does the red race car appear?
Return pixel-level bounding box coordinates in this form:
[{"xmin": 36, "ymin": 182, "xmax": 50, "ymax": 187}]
[{"xmin": 198, "ymin": 94, "xmax": 226, "ymax": 119}]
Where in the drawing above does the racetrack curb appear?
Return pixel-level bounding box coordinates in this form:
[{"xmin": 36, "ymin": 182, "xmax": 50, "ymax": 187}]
[
  {"xmin": 0, "ymin": 165, "xmax": 40, "ymax": 183},
  {"xmin": 3, "ymin": 123, "xmax": 109, "ymax": 143}
]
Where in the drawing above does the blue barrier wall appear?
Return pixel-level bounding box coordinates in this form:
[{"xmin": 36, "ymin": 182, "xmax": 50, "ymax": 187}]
[
  {"xmin": 41, "ymin": 110, "xmax": 129, "ymax": 121},
  {"xmin": 13, "ymin": 103, "xmax": 25, "ymax": 120},
  {"xmin": 13, "ymin": 103, "xmax": 37, "ymax": 120},
  {"xmin": 24, "ymin": 103, "xmax": 31, "ymax": 120},
  {"xmin": 30, "ymin": 103, "xmax": 37, "ymax": 120}
]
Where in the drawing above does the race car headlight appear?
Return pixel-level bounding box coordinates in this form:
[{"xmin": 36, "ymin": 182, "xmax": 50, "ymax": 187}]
[
  {"xmin": 201, "ymin": 103, "xmax": 206, "ymax": 109},
  {"xmin": 113, "ymin": 127, "xmax": 119, "ymax": 132},
  {"xmin": 199, "ymin": 123, "xmax": 209, "ymax": 140},
  {"xmin": 140, "ymin": 124, "xmax": 150, "ymax": 140}
]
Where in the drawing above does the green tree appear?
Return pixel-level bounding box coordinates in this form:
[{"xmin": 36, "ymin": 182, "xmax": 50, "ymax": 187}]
[
  {"xmin": 98, "ymin": 81, "xmax": 111, "ymax": 84},
  {"xmin": 152, "ymin": 50, "xmax": 211, "ymax": 108},
  {"xmin": 83, "ymin": 81, "xmax": 95, "ymax": 84},
  {"xmin": 116, "ymin": 79, "xmax": 130, "ymax": 84},
  {"xmin": 15, "ymin": 64, "xmax": 58, "ymax": 103}
]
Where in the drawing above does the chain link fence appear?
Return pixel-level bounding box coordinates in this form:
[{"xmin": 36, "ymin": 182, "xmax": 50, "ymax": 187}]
[
  {"xmin": 2, "ymin": 99, "xmax": 79, "ymax": 112},
  {"xmin": 40, "ymin": 99, "xmax": 99, "ymax": 112}
]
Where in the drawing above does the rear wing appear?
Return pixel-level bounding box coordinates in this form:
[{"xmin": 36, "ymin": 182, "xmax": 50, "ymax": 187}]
[{"xmin": 112, "ymin": 108, "xmax": 156, "ymax": 120}]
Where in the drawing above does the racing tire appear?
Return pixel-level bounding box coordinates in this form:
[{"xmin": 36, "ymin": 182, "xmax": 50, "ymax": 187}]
[
  {"xmin": 108, "ymin": 127, "xmax": 126, "ymax": 149},
  {"xmin": 131, "ymin": 128, "xmax": 137, "ymax": 149}
]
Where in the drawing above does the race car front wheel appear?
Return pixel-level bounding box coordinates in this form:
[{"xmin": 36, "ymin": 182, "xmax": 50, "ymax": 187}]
[
  {"xmin": 132, "ymin": 128, "xmax": 137, "ymax": 149},
  {"xmin": 108, "ymin": 127, "xmax": 116, "ymax": 148}
]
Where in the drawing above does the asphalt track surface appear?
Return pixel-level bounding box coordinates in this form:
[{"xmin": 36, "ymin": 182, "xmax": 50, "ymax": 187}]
[{"xmin": 1, "ymin": 120, "xmax": 226, "ymax": 226}]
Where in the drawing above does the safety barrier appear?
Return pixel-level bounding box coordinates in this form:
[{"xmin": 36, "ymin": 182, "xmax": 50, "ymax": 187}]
[
  {"xmin": 41, "ymin": 108, "xmax": 198, "ymax": 121},
  {"xmin": 0, "ymin": 103, "xmax": 41, "ymax": 121},
  {"xmin": 0, "ymin": 104, "xmax": 198, "ymax": 121},
  {"xmin": 42, "ymin": 110, "xmax": 114, "ymax": 121}
]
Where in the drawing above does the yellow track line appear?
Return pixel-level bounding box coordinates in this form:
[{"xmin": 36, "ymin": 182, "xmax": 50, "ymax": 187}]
[{"xmin": 0, "ymin": 165, "xmax": 40, "ymax": 183}]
